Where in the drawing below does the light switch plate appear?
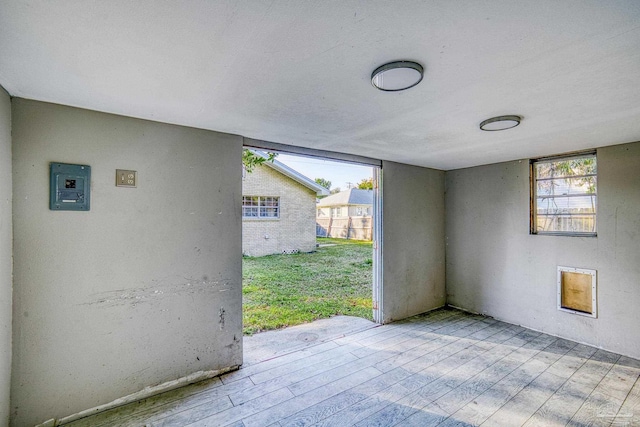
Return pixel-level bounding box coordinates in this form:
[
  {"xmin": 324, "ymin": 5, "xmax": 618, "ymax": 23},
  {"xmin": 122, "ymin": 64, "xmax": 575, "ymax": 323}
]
[{"xmin": 116, "ymin": 170, "xmax": 137, "ymax": 188}]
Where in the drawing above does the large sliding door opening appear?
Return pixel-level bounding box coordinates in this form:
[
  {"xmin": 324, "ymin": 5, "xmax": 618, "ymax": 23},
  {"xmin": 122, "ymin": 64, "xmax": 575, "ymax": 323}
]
[{"xmin": 241, "ymin": 145, "xmax": 382, "ymax": 340}]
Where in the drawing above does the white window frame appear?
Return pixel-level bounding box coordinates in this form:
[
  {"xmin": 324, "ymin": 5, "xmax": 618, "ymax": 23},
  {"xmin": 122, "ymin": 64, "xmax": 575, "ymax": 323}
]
[
  {"xmin": 530, "ymin": 152, "xmax": 597, "ymax": 236},
  {"xmin": 242, "ymin": 196, "xmax": 280, "ymax": 219}
]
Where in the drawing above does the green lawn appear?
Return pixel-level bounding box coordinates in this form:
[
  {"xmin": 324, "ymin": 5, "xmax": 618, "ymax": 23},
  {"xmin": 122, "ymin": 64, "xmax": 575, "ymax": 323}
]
[{"xmin": 242, "ymin": 238, "xmax": 373, "ymax": 335}]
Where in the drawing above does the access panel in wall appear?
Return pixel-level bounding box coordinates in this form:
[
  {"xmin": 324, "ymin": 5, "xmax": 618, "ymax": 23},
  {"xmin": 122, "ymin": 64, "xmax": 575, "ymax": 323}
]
[
  {"xmin": 50, "ymin": 162, "xmax": 91, "ymax": 211},
  {"xmin": 557, "ymin": 266, "xmax": 597, "ymax": 318}
]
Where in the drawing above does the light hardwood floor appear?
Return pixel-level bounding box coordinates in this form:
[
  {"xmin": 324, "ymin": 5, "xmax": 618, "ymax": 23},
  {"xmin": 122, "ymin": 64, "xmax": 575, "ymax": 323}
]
[{"xmin": 64, "ymin": 308, "xmax": 640, "ymax": 426}]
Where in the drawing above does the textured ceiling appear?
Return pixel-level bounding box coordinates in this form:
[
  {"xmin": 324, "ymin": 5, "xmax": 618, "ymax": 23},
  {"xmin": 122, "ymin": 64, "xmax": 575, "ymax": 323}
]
[{"xmin": 1, "ymin": 1, "xmax": 640, "ymax": 170}]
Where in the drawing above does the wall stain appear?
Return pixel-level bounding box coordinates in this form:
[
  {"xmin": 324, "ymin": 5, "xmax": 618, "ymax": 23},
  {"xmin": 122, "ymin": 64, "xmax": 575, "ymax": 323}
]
[
  {"xmin": 226, "ymin": 334, "xmax": 241, "ymax": 350},
  {"xmin": 219, "ymin": 307, "xmax": 226, "ymax": 330},
  {"xmin": 83, "ymin": 278, "xmax": 235, "ymax": 308}
]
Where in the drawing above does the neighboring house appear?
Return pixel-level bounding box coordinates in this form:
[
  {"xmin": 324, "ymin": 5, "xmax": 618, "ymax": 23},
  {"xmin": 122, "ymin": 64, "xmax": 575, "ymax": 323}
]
[
  {"xmin": 242, "ymin": 153, "xmax": 328, "ymax": 257},
  {"xmin": 316, "ymin": 188, "xmax": 373, "ymax": 240}
]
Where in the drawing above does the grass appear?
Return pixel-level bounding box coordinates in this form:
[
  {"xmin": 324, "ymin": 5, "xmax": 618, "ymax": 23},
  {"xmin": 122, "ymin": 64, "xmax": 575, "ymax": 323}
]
[{"xmin": 242, "ymin": 237, "xmax": 373, "ymax": 335}]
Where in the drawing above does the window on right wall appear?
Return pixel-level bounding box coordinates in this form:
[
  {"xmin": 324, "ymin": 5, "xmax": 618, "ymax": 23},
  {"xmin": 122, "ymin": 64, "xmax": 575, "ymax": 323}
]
[{"xmin": 530, "ymin": 152, "xmax": 597, "ymax": 236}]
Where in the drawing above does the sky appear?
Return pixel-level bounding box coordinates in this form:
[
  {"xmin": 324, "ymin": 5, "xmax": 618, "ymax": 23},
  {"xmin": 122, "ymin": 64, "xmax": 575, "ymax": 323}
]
[{"xmin": 276, "ymin": 153, "xmax": 373, "ymax": 191}]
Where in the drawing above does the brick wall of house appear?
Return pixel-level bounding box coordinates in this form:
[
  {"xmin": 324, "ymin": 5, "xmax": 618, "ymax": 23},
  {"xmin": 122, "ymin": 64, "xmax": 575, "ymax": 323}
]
[{"xmin": 242, "ymin": 163, "xmax": 317, "ymax": 257}]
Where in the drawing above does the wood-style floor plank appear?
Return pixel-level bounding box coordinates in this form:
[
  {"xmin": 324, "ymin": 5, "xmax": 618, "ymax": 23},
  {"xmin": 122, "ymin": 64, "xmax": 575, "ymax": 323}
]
[
  {"xmin": 242, "ymin": 366, "xmax": 382, "ymax": 427},
  {"xmin": 65, "ymin": 377, "xmax": 245, "ymax": 427},
  {"xmin": 615, "ymin": 359, "xmax": 640, "ymax": 427},
  {"xmin": 566, "ymin": 354, "xmax": 640, "ymax": 427},
  {"xmin": 220, "ymin": 341, "xmax": 340, "ymax": 384},
  {"xmin": 279, "ymin": 365, "xmax": 413, "ymax": 427},
  {"xmin": 523, "ymin": 349, "xmax": 621, "ymax": 427},
  {"xmin": 60, "ymin": 308, "xmax": 640, "ymax": 427}
]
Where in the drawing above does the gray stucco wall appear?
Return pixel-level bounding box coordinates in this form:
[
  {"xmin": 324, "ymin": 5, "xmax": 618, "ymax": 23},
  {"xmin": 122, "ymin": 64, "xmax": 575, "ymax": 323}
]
[
  {"xmin": 382, "ymin": 161, "xmax": 446, "ymax": 323},
  {"xmin": 0, "ymin": 87, "xmax": 12, "ymax": 427},
  {"xmin": 242, "ymin": 164, "xmax": 317, "ymax": 257},
  {"xmin": 11, "ymin": 99, "xmax": 243, "ymax": 426},
  {"xmin": 445, "ymin": 142, "xmax": 640, "ymax": 359}
]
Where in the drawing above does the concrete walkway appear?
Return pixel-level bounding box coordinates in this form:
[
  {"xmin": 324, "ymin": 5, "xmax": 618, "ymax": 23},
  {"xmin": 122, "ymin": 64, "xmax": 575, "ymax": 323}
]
[{"xmin": 242, "ymin": 315, "xmax": 378, "ymax": 366}]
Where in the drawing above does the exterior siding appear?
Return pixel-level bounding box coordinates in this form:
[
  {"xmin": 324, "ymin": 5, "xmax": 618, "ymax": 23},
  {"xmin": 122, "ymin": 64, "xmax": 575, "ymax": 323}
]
[
  {"xmin": 243, "ymin": 164, "xmax": 317, "ymax": 257},
  {"xmin": 317, "ymin": 205, "xmax": 371, "ymax": 218},
  {"xmin": 348, "ymin": 205, "xmax": 372, "ymax": 217},
  {"xmin": 316, "ymin": 216, "xmax": 372, "ymax": 240},
  {"xmin": 316, "ymin": 203, "xmax": 373, "ymax": 240},
  {"xmin": 317, "ymin": 206, "xmax": 330, "ymax": 218}
]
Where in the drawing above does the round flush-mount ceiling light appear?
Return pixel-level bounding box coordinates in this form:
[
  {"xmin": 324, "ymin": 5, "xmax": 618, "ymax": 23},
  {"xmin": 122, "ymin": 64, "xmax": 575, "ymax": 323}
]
[
  {"xmin": 479, "ymin": 115, "xmax": 522, "ymax": 131},
  {"xmin": 371, "ymin": 61, "xmax": 424, "ymax": 91}
]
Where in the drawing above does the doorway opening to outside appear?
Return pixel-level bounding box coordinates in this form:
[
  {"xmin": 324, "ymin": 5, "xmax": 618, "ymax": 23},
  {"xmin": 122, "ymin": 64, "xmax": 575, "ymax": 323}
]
[{"xmin": 241, "ymin": 145, "xmax": 382, "ymax": 346}]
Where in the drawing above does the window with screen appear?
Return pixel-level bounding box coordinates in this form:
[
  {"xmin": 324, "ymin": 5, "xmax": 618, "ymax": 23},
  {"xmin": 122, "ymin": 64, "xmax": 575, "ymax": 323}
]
[
  {"xmin": 242, "ymin": 196, "xmax": 279, "ymax": 219},
  {"xmin": 531, "ymin": 153, "xmax": 597, "ymax": 236}
]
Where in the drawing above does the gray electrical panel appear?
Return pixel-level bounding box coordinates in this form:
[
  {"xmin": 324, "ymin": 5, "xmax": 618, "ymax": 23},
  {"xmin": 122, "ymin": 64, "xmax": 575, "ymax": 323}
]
[{"xmin": 50, "ymin": 162, "xmax": 91, "ymax": 211}]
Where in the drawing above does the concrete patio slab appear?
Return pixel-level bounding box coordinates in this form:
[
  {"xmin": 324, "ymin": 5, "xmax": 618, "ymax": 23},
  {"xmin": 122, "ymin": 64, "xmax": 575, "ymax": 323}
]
[{"xmin": 242, "ymin": 315, "xmax": 378, "ymax": 366}]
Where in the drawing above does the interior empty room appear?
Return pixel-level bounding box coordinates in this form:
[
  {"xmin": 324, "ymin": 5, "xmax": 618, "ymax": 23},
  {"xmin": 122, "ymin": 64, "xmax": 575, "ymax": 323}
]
[{"xmin": 1, "ymin": 2, "xmax": 639, "ymax": 426}]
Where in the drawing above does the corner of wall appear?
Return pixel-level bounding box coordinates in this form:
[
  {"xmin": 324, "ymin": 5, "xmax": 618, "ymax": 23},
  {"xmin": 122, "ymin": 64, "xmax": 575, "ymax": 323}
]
[
  {"xmin": 444, "ymin": 148, "xmax": 640, "ymax": 359},
  {"xmin": 381, "ymin": 161, "xmax": 446, "ymax": 322},
  {"xmin": 0, "ymin": 84, "xmax": 12, "ymax": 427},
  {"xmin": 10, "ymin": 99, "xmax": 243, "ymax": 426}
]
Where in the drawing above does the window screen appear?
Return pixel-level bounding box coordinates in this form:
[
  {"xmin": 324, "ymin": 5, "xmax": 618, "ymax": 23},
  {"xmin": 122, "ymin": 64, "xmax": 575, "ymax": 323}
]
[{"xmin": 531, "ymin": 153, "xmax": 597, "ymax": 235}]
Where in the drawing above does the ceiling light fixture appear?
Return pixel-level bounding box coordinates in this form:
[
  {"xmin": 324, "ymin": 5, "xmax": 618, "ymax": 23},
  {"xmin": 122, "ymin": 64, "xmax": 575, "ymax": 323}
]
[
  {"xmin": 371, "ymin": 61, "xmax": 423, "ymax": 91},
  {"xmin": 479, "ymin": 115, "xmax": 522, "ymax": 131}
]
